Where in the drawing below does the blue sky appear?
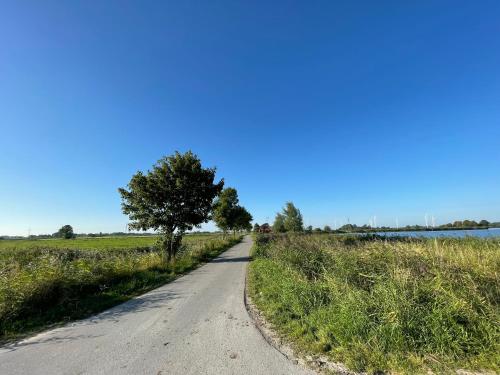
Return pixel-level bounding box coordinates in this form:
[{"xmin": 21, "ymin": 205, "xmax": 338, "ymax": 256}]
[{"xmin": 1, "ymin": 1, "xmax": 499, "ymax": 235}]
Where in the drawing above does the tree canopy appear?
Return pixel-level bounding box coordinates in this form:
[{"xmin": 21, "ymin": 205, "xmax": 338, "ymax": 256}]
[
  {"xmin": 118, "ymin": 151, "xmax": 224, "ymax": 261},
  {"xmin": 233, "ymin": 205, "xmax": 253, "ymax": 232},
  {"xmin": 272, "ymin": 213, "xmax": 286, "ymax": 233},
  {"xmin": 212, "ymin": 188, "xmax": 239, "ymax": 233},
  {"xmin": 213, "ymin": 187, "xmax": 252, "ymax": 235},
  {"xmin": 55, "ymin": 225, "xmax": 74, "ymax": 239},
  {"xmin": 272, "ymin": 202, "xmax": 304, "ymax": 232},
  {"xmin": 282, "ymin": 202, "xmax": 304, "ymax": 232}
]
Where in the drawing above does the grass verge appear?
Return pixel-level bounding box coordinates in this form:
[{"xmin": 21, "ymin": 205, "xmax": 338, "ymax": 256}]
[
  {"xmin": 0, "ymin": 235, "xmax": 242, "ymax": 343},
  {"xmin": 248, "ymin": 233, "xmax": 499, "ymax": 374}
]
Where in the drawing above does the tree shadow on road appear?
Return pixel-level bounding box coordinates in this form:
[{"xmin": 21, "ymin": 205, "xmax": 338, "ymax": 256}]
[
  {"xmin": 1, "ymin": 287, "xmax": 181, "ymax": 352},
  {"xmin": 210, "ymin": 256, "xmax": 251, "ymax": 263}
]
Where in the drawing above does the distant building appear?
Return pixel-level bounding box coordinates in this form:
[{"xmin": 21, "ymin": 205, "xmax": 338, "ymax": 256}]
[{"xmin": 259, "ymin": 223, "xmax": 271, "ymax": 233}]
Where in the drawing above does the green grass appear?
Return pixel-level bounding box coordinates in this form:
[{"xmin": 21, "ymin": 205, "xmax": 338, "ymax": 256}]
[
  {"xmin": 0, "ymin": 233, "xmax": 218, "ymax": 251},
  {"xmin": 0, "ymin": 234, "xmax": 242, "ymax": 342},
  {"xmin": 248, "ymin": 234, "xmax": 500, "ymax": 374}
]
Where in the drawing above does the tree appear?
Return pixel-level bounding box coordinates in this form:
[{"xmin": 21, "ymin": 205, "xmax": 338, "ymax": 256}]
[
  {"xmin": 462, "ymin": 220, "xmax": 478, "ymax": 228},
  {"xmin": 282, "ymin": 202, "xmax": 304, "ymax": 232},
  {"xmin": 253, "ymin": 223, "xmax": 261, "ymax": 232},
  {"xmin": 273, "ymin": 213, "xmax": 286, "ymax": 233},
  {"xmin": 323, "ymin": 225, "xmax": 332, "ymax": 233},
  {"xmin": 339, "ymin": 223, "xmax": 357, "ymax": 232},
  {"xmin": 233, "ymin": 206, "xmax": 253, "ymax": 233},
  {"xmin": 56, "ymin": 225, "xmax": 74, "ymax": 239},
  {"xmin": 479, "ymin": 220, "xmax": 490, "ymax": 227},
  {"xmin": 305, "ymin": 225, "xmax": 313, "ymax": 234},
  {"xmin": 213, "ymin": 188, "xmax": 239, "ymax": 236},
  {"xmin": 213, "ymin": 187, "xmax": 252, "ymax": 236},
  {"xmin": 118, "ymin": 151, "xmax": 224, "ymax": 262}
]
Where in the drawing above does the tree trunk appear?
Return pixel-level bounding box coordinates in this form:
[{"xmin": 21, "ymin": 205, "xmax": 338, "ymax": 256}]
[
  {"xmin": 158, "ymin": 231, "xmax": 184, "ymax": 263},
  {"xmin": 157, "ymin": 232, "xmax": 172, "ymax": 264},
  {"xmin": 158, "ymin": 230, "xmax": 183, "ymax": 264}
]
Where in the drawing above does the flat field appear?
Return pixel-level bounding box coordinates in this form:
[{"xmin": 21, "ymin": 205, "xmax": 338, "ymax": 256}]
[
  {"xmin": 0, "ymin": 233, "xmax": 241, "ymax": 342},
  {"xmin": 0, "ymin": 234, "xmax": 215, "ymax": 250},
  {"xmin": 249, "ymin": 234, "xmax": 500, "ymax": 374}
]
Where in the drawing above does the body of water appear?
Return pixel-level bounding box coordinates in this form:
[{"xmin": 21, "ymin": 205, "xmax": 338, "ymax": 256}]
[{"xmin": 374, "ymin": 228, "xmax": 500, "ymax": 238}]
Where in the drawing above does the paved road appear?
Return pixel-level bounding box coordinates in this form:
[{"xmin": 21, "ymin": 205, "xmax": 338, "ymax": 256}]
[{"xmin": 0, "ymin": 236, "xmax": 313, "ymax": 375}]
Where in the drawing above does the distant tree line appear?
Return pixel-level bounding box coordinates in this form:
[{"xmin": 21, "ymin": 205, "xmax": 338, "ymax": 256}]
[
  {"xmin": 334, "ymin": 219, "xmax": 496, "ymax": 233},
  {"xmin": 251, "ymin": 207, "xmax": 499, "ymax": 235}
]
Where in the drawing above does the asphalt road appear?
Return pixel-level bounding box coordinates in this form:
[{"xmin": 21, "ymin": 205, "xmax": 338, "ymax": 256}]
[{"xmin": 0, "ymin": 236, "xmax": 313, "ymax": 375}]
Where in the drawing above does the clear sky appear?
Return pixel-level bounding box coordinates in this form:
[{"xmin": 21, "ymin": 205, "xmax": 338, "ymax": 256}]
[{"xmin": 1, "ymin": 1, "xmax": 499, "ymax": 235}]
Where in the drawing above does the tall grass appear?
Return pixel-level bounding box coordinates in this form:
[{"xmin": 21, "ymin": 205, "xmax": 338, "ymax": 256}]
[
  {"xmin": 0, "ymin": 234, "xmax": 241, "ymax": 342},
  {"xmin": 248, "ymin": 234, "xmax": 499, "ymax": 374}
]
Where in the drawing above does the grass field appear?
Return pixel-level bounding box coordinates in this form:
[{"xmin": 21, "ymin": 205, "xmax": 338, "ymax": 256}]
[
  {"xmin": 0, "ymin": 234, "xmax": 241, "ymax": 342},
  {"xmin": 0, "ymin": 234, "xmax": 215, "ymax": 251},
  {"xmin": 248, "ymin": 234, "xmax": 499, "ymax": 374}
]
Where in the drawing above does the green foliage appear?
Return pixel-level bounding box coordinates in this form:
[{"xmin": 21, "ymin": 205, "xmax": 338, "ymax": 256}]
[
  {"xmin": 213, "ymin": 188, "xmax": 239, "ymax": 233},
  {"xmin": 249, "ymin": 234, "xmax": 500, "ymax": 374},
  {"xmin": 0, "ymin": 234, "xmax": 241, "ymax": 341},
  {"xmin": 118, "ymin": 151, "xmax": 224, "ymax": 261},
  {"xmin": 233, "ymin": 206, "xmax": 253, "ymax": 232},
  {"xmin": 282, "ymin": 202, "xmax": 304, "ymax": 232},
  {"xmin": 272, "ymin": 213, "xmax": 286, "ymax": 233},
  {"xmin": 0, "ymin": 236, "xmax": 159, "ymax": 251},
  {"xmin": 55, "ymin": 225, "xmax": 75, "ymax": 239},
  {"xmin": 253, "ymin": 223, "xmax": 261, "ymax": 232},
  {"xmin": 273, "ymin": 202, "xmax": 304, "ymax": 233},
  {"xmin": 212, "ymin": 187, "xmax": 252, "ymax": 234}
]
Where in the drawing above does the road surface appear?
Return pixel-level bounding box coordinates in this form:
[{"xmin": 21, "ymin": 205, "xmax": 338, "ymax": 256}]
[{"xmin": 0, "ymin": 236, "xmax": 313, "ymax": 375}]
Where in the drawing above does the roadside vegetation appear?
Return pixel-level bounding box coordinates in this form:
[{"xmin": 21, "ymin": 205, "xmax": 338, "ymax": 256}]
[
  {"xmin": 0, "ymin": 234, "xmax": 241, "ymax": 342},
  {"xmin": 1, "ymin": 150, "xmax": 254, "ymax": 342},
  {"xmin": 248, "ymin": 233, "xmax": 499, "ymax": 374}
]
